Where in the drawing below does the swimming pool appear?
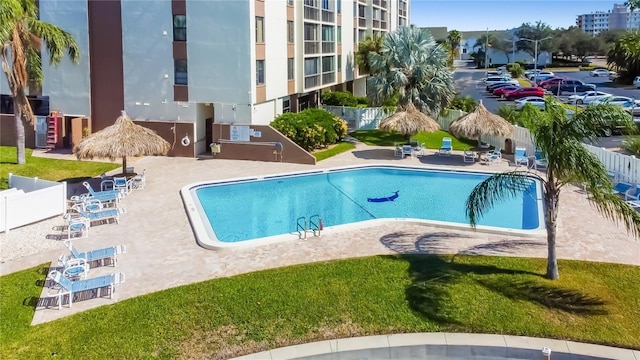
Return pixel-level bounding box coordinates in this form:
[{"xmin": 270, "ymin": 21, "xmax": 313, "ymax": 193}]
[{"xmin": 181, "ymin": 165, "xmax": 545, "ymax": 248}]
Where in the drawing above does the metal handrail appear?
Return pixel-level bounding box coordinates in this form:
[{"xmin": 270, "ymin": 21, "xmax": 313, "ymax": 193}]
[{"xmin": 296, "ymin": 216, "xmax": 307, "ymax": 239}]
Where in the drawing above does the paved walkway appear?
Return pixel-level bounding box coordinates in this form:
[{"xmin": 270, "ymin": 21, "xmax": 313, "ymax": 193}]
[
  {"xmin": 231, "ymin": 333, "xmax": 640, "ymax": 360},
  {"xmin": 1, "ymin": 143, "xmax": 638, "ymax": 326}
]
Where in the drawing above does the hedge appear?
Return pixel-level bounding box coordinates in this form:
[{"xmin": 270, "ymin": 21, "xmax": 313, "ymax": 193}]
[{"xmin": 271, "ymin": 109, "xmax": 348, "ymax": 151}]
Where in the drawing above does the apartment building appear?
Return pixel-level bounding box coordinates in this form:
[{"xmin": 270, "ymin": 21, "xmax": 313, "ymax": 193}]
[
  {"xmin": 1, "ymin": 0, "xmax": 408, "ymax": 157},
  {"xmin": 576, "ymin": 3, "xmax": 640, "ymax": 36}
]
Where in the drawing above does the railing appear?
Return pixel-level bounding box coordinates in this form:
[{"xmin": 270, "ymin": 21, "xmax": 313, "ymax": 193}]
[
  {"xmin": 304, "ymin": 6, "xmax": 319, "ymax": 20},
  {"xmin": 321, "ymin": 10, "xmax": 334, "ymax": 22},
  {"xmin": 322, "ymin": 72, "xmax": 335, "ymax": 85},
  {"xmin": 321, "ymin": 41, "xmax": 335, "ymax": 53},
  {"xmin": 304, "ymin": 41, "xmax": 320, "ymax": 54},
  {"xmin": 304, "ymin": 75, "xmax": 320, "ymax": 88},
  {"xmin": 322, "ymin": 105, "xmax": 393, "ymax": 130}
]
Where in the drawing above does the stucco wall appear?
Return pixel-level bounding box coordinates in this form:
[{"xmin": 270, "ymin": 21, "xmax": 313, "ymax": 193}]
[
  {"xmin": 121, "ymin": 0, "xmax": 194, "ymax": 122},
  {"xmin": 264, "ymin": 1, "xmax": 288, "ymax": 102},
  {"xmin": 187, "ymin": 1, "xmax": 252, "ymax": 110},
  {"xmin": 39, "ymin": 0, "xmax": 91, "ymax": 117}
]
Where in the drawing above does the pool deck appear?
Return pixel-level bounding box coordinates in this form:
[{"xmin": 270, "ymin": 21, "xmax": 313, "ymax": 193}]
[{"xmin": 1, "ymin": 143, "xmax": 639, "ymax": 326}]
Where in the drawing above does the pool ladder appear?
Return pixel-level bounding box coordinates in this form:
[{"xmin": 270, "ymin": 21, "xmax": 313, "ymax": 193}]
[{"xmin": 296, "ymin": 215, "xmax": 322, "ymax": 239}]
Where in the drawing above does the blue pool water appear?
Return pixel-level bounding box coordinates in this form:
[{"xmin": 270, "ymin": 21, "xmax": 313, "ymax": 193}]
[{"xmin": 192, "ymin": 166, "xmax": 542, "ymax": 243}]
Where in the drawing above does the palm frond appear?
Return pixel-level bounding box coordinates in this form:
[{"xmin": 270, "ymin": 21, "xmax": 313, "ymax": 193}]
[
  {"xmin": 29, "ymin": 20, "xmax": 80, "ymax": 65},
  {"xmin": 587, "ymin": 189, "xmax": 640, "ymax": 238},
  {"xmin": 467, "ymin": 171, "xmax": 544, "ymax": 227}
]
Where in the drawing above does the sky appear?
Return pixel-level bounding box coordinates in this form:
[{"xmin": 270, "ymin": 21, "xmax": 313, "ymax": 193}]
[{"xmin": 410, "ymin": 0, "xmax": 624, "ymax": 31}]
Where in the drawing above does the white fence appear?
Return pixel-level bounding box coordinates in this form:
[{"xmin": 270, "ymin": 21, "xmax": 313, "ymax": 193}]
[
  {"xmin": 583, "ymin": 144, "xmax": 640, "ymax": 184},
  {"xmin": 1, "ymin": 174, "xmax": 67, "ymax": 232},
  {"xmin": 323, "ymin": 105, "xmax": 393, "ymax": 130}
]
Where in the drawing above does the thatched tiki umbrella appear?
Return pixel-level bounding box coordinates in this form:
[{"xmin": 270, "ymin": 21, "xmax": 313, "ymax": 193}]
[
  {"xmin": 448, "ymin": 100, "xmax": 514, "ymax": 147},
  {"xmin": 379, "ymin": 102, "xmax": 440, "ymax": 143},
  {"xmin": 74, "ymin": 110, "xmax": 171, "ymax": 174}
]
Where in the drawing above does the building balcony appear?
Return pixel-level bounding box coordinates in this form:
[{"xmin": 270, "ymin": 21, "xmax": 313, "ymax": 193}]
[
  {"xmin": 304, "ymin": 7, "xmax": 319, "ymax": 21},
  {"xmin": 322, "ymin": 42, "xmax": 335, "ymax": 53},
  {"xmin": 305, "ymin": 74, "xmax": 320, "ymax": 89},
  {"xmin": 322, "ymin": 72, "xmax": 335, "ymax": 85},
  {"xmin": 358, "ymin": 18, "xmax": 366, "ymax": 27},
  {"xmin": 304, "ymin": 41, "xmax": 320, "ymax": 54},
  {"xmin": 321, "ymin": 10, "xmax": 334, "ymax": 22}
]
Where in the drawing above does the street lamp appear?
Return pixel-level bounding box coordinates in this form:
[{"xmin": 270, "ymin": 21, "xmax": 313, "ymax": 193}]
[{"xmin": 519, "ymin": 36, "xmax": 553, "ymax": 72}]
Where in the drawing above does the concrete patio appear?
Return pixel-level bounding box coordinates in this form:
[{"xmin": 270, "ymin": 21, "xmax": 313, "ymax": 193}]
[{"xmin": 1, "ymin": 143, "xmax": 638, "ymax": 325}]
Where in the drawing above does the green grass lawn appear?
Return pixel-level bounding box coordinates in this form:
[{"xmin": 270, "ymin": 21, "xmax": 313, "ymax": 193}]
[
  {"xmin": 0, "ymin": 146, "xmax": 119, "ymax": 190},
  {"xmin": 313, "ymin": 141, "xmax": 357, "ymax": 161},
  {"xmin": 2, "ymin": 255, "xmax": 638, "ymax": 358},
  {"xmin": 349, "ymin": 129, "xmax": 476, "ymax": 150}
]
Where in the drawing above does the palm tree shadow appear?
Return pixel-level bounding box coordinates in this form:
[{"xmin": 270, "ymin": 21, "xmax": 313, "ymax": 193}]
[
  {"xmin": 477, "ymin": 278, "xmax": 608, "ymax": 315},
  {"xmin": 380, "ymin": 232, "xmax": 606, "ymax": 326}
]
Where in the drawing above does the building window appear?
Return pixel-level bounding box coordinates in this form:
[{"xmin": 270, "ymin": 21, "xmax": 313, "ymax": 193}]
[
  {"xmin": 287, "ymin": 21, "xmax": 294, "ymax": 43},
  {"xmin": 337, "ymin": 55, "xmax": 341, "ymax": 72},
  {"xmin": 287, "ymin": 58, "xmax": 294, "ymax": 80},
  {"xmin": 173, "ymin": 15, "xmax": 187, "ymax": 41},
  {"xmin": 337, "ymin": 26, "xmax": 341, "ymax": 43},
  {"xmin": 256, "ymin": 60, "xmax": 265, "ymax": 85},
  {"xmin": 287, "ymin": 0, "xmax": 294, "ymax": 6},
  {"xmin": 256, "ymin": 17, "xmax": 264, "ymax": 43},
  {"xmin": 283, "ymin": 98, "xmax": 291, "ymax": 112},
  {"xmin": 174, "ymin": 59, "xmax": 188, "ymax": 85},
  {"xmin": 337, "ymin": 0, "xmax": 341, "ymax": 13}
]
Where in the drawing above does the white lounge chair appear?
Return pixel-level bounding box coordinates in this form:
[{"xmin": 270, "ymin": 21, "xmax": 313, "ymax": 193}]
[
  {"xmin": 113, "ymin": 176, "xmax": 133, "ymax": 196},
  {"xmin": 532, "ymin": 150, "xmax": 548, "ymax": 171},
  {"xmin": 463, "ymin": 150, "xmax": 476, "ymax": 163},
  {"xmin": 514, "ymin": 147, "xmax": 528, "ymax": 168},
  {"xmin": 132, "ymin": 169, "xmax": 146, "ymax": 190},
  {"xmin": 402, "ymin": 145, "xmax": 414, "ymax": 158},
  {"xmin": 47, "ymin": 270, "xmax": 125, "ymax": 309},
  {"xmin": 55, "ymin": 254, "xmax": 89, "ymax": 280},
  {"xmin": 484, "ymin": 149, "xmax": 502, "ymax": 166},
  {"xmin": 65, "ymin": 240, "xmax": 126, "ymax": 267}
]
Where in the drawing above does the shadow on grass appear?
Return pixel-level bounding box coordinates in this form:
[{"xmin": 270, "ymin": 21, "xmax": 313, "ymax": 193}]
[
  {"xmin": 477, "ymin": 278, "xmax": 608, "ymax": 315},
  {"xmin": 459, "ymin": 239, "xmax": 546, "ymax": 256},
  {"xmin": 380, "ymin": 233, "xmax": 608, "ymax": 325}
]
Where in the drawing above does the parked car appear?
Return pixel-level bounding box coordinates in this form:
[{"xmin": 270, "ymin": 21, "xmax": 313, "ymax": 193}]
[
  {"xmin": 504, "ymin": 87, "xmax": 545, "ymax": 100},
  {"xmin": 485, "ymin": 76, "xmax": 519, "ymax": 87},
  {"xmin": 534, "ymin": 75, "xmax": 556, "ymax": 85},
  {"xmin": 588, "ymin": 96, "xmax": 640, "ymax": 116},
  {"xmin": 590, "ymin": 69, "xmax": 615, "ymax": 77},
  {"xmin": 591, "ymin": 96, "xmax": 635, "ymax": 107},
  {"xmin": 493, "ymin": 85, "xmax": 521, "ymax": 98},
  {"xmin": 634, "ymin": 76, "xmax": 640, "ymax": 89},
  {"xmin": 527, "ymin": 70, "xmax": 554, "ymax": 81},
  {"xmin": 545, "ymin": 79, "xmax": 597, "ymax": 95},
  {"xmin": 486, "ymin": 82, "xmax": 517, "ymax": 92},
  {"xmin": 609, "ymin": 72, "xmax": 620, "ymax": 81},
  {"xmin": 514, "ymin": 96, "xmax": 546, "ymax": 110},
  {"xmin": 539, "ymin": 77, "xmax": 567, "ymax": 89},
  {"xmin": 567, "ymin": 91, "xmax": 613, "ymax": 105}
]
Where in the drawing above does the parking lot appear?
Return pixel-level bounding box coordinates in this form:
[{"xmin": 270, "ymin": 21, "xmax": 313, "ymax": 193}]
[{"xmin": 453, "ymin": 66, "xmax": 639, "ymax": 116}]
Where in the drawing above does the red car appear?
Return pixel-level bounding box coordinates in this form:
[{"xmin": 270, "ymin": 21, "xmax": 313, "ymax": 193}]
[
  {"xmin": 493, "ymin": 85, "xmax": 520, "ymax": 98},
  {"xmin": 504, "ymin": 87, "xmax": 545, "ymax": 100},
  {"xmin": 539, "ymin": 77, "xmax": 567, "ymax": 89}
]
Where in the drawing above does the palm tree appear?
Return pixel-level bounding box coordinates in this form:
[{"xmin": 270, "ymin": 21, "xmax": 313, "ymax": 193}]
[
  {"xmin": 607, "ymin": 32, "xmax": 640, "ymax": 81},
  {"xmin": 0, "ymin": 0, "xmax": 79, "ymax": 164},
  {"xmin": 355, "ymin": 35, "xmax": 383, "ymax": 75},
  {"xmin": 447, "ymin": 30, "xmax": 462, "ymax": 61},
  {"xmin": 466, "ymin": 98, "xmax": 640, "ymax": 280},
  {"xmin": 625, "ymin": 1, "xmax": 640, "ymax": 30},
  {"xmin": 367, "ymin": 26, "xmax": 456, "ymax": 117}
]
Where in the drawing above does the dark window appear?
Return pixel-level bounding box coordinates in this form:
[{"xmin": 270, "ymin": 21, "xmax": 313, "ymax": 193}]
[
  {"xmin": 174, "ymin": 59, "xmax": 188, "ymax": 85},
  {"xmin": 337, "ymin": 0, "xmax": 341, "ymax": 13},
  {"xmin": 256, "ymin": 60, "xmax": 265, "ymax": 85},
  {"xmin": 287, "ymin": 21, "xmax": 294, "ymax": 43},
  {"xmin": 288, "ymin": 58, "xmax": 294, "ymax": 80},
  {"xmin": 173, "ymin": 15, "xmax": 187, "ymax": 41},
  {"xmin": 283, "ymin": 98, "xmax": 291, "ymax": 112},
  {"xmin": 337, "ymin": 55, "xmax": 341, "ymax": 72}
]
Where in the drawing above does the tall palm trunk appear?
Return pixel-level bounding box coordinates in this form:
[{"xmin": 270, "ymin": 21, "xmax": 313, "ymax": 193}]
[
  {"xmin": 544, "ymin": 181, "xmax": 560, "ymax": 280},
  {"xmin": 14, "ymin": 108, "xmax": 26, "ymax": 165}
]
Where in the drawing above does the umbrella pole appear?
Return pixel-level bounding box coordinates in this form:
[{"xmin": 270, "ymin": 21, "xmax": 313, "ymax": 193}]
[{"xmin": 122, "ymin": 156, "xmax": 127, "ymax": 175}]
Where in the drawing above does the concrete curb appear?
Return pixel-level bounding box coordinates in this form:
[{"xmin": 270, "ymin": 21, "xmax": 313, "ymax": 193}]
[{"xmin": 231, "ymin": 333, "xmax": 640, "ymax": 360}]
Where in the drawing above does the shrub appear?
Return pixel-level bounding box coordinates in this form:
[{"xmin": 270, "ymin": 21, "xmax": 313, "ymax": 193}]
[
  {"xmin": 271, "ymin": 108, "xmax": 348, "ymax": 151},
  {"xmin": 622, "ymin": 136, "xmax": 640, "ymax": 156},
  {"xmin": 509, "ymin": 63, "xmax": 524, "ymax": 78},
  {"xmin": 355, "ymin": 96, "xmax": 369, "ymax": 105},
  {"xmin": 497, "ymin": 104, "xmax": 522, "ymax": 125},
  {"xmin": 449, "ymin": 94, "xmax": 477, "ymax": 112},
  {"xmin": 321, "ymin": 91, "xmax": 358, "ymax": 107}
]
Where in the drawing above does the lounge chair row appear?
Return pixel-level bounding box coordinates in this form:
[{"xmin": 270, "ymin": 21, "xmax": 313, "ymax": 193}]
[{"xmin": 48, "ymin": 241, "xmax": 127, "ymax": 309}]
